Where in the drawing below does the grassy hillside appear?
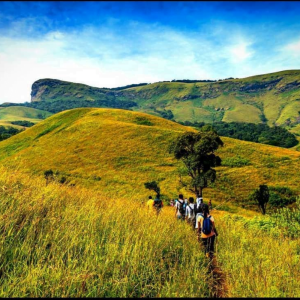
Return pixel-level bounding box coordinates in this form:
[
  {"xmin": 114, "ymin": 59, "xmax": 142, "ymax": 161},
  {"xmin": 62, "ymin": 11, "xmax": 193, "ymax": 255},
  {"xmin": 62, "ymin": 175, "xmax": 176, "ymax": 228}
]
[
  {"xmin": 0, "ymin": 166, "xmax": 209, "ymax": 297},
  {"xmin": 0, "ymin": 106, "xmax": 52, "ymax": 127},
  {"xmin": 8, "ymin": 69, "xmax": 297, "ymax": 134},
  {"xmin": 125, "ymin": 70, "xmax": 300, "ymax": 126},
  {"xmin": 0, "ymin": 107, "xmax": 299, "ymax": 211},
  {"xmin": 1, "ymin": 108, "xmax": 300, "ymax": 297}
]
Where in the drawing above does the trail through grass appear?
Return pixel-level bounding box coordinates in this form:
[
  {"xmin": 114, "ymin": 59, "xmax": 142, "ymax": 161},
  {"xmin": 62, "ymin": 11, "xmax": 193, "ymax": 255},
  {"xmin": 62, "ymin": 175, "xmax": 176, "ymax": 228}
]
[{"xmin": 0, "ymin": 167, "xmax": 211, "ymax": 297}]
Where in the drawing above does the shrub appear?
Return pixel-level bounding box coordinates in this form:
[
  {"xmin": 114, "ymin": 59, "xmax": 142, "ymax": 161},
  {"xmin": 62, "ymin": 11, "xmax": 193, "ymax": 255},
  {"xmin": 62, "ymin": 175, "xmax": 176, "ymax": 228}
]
[{"xmin": 222, "ymin": 156, "xmax": 250, "ymax": 167}]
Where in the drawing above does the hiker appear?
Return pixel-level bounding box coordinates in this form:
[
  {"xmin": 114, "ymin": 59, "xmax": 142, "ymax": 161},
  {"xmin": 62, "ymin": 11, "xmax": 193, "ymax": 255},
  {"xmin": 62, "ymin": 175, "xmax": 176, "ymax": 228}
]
[
  {"xmin": 153, "ymin": 195, "xmax": 163, "ymax": 215},
  {"xmin": 196, "ymin": 194, "xmax": 203, "ymax": 213},
  {"xmin": 175, "ymin": 194, "xmax": 186, "ymax": 220},
  {"xmin": 146, "ymin": 196, "xmax": 155, "ymax": 210},
  {"xmin": 185, "ymin": 197, "xmax": 196, "ymax": 228},
  {"xmin": 197, "ymin": 203, "xmax": 218, "ymax": 259},
  {"xmin": 208, "ymin": 199, "xmax": 212, "ymax": 210},
  {"xmin": 170, "ymin": 199, "xmax": 175, "ymax": 207}
]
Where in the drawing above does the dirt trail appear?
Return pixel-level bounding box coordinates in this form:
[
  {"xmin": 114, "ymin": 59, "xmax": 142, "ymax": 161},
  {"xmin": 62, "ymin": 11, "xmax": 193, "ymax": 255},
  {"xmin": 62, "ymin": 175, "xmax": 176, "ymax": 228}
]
[
  {"xmin": 208, "ymin": 256, "xmax": 228, "ymax": 298},
  {"xmin": 207, "ymin": 210, "xmax": 229, "ymax": 298}
]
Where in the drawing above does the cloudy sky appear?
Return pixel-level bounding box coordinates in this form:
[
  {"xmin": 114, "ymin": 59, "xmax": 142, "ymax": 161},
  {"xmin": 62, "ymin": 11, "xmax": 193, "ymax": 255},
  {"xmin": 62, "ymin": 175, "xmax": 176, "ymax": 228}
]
[{"xmin": 1, "ymin": 1, "xmax": 300, "ymax": 104}]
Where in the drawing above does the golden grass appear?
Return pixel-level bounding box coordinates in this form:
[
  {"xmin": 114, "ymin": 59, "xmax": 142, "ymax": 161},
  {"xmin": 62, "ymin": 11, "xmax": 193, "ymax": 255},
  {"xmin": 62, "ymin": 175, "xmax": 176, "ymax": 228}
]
[
  {"xmin": 1, "ymin": 107, "xmax": 300, "ymax": 213},
  {"xmin": 215, "ymin": 212, "xmax": 300, "ymax": 297},
  {"xmin": 0, "ymin": 166, "xmax": 211, "ymax": 297}
]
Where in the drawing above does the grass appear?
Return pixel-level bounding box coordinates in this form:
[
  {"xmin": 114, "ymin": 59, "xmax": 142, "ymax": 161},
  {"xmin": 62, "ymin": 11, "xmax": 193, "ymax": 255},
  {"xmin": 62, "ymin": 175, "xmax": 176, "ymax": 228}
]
[
  {"xmin": 0, "ymin": 166, "xmax": 209, "ymax": 297},
  {"xmin": 215, "ymin": 211, "xmax": 300, "ymax": 297},
  {"xmin": 1, "ymin": 107, "xmax": 300, "ymax": 297},
  {"xmin": 0, "ymin": 106, "xmax": 52, "ymax": 127},
  {"xmin": 22, "ymin": 70, "xmax": 300, "ymax": 136},
  {"xmin": 1, "ymin": 164, "xmax": 300, "ymax": 297},
  {"xmin": 1, "ymin": 107, "xmax": 300, "ymax": 212}
]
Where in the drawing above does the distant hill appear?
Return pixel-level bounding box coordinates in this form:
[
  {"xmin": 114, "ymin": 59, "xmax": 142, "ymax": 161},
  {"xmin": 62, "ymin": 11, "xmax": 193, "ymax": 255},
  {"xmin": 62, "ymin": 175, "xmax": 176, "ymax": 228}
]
[
  {"xmin": 0, "ymin": 106, "xmax": 52, "ymax": 128},
  {"xmin": 0, "ymin": 107, "xmax": 299, "ymax": 209},
  {"xmin": 2, "ymin": 69, "xmax": 300, "ymax": 133}
]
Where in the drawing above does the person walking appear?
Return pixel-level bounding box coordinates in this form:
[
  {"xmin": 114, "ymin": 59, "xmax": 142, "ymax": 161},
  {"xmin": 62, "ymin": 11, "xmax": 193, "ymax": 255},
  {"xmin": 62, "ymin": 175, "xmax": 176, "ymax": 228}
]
[
  {"xmin": 196, "ymin": 194, "xmax": 203, "ymax": 213},
  {"xmin": 185, "ymin": 197, "xmax": 196, "ymax": 228},
  {"xmin": 146, "ymin": 196, "xmax": 155, "ymax": 211},
  {"xmin": 153, "ymin": 195, "xmax": 163, "ymax": 215},
  {"xmin": 197, "ymin": 203, "xmax": 218, "ymax": 259},
  {"xmin": 175, "ymin": 194, "xmax": 186, "ymax": 220}
]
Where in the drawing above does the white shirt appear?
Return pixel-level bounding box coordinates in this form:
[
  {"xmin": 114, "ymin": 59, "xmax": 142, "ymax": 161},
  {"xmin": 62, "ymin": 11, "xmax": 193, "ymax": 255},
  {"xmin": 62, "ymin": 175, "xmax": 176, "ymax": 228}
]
[
  {"xmin": 196, "ymin": 197, "xmax": 203, "ymax": 209},
  {"xmin": 185, "ymin": 203, "xmax": 195, "ymax": 219},
  {"xmin": 195, "ymin": 213, "xmax": 203, "ymax": 228},
  {"xmin": 175, "ymin": 199, "xmax": 185, "ymax": 216}
]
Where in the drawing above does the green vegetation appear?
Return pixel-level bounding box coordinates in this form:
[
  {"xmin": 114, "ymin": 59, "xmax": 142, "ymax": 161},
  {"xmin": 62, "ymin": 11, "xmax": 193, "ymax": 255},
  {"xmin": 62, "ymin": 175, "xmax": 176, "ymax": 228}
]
[
  {"xmin": 268, "ymin": 186, "xmax": 297, "ymax": 208},
  {"xmin": 0, "ymin": 125, "xmax": 23, "ymax": 141},
  {"xmin": 0, "ymin": 106, "xmax": 52, "ymax": 128},
  {"xmin": 169, "ymin": 131, "xmax": 223, "ymax": 196},
  {"xmin": 217, "ymin": 210, "xmax": 300, "ymax": 297},
  {"xmin": 250, "ymin": 184, "xmax": 270, "ymax": 214},
  {"xmin": 144, "ymin": 181, "xmax": 160, "ymax": 197},
  {"xmin": 0, "ymin": 107, "xmax": 300, "ymax": 297},
  {"xmin": 209, "ymin": 122, "xmax": 298, "ymax": 148},
  {"xmin": 0, "ymin": 107, "xmax": 300, "ymax": 210},
  {"xmin": 2, "ymin": 70, "xmax": 300, "ymax": 140},
  {"xmin": 0, "ymin": 167, "xmax": 209, "ymax": 297},
  {"xmin": 23, "ymin": 98, "xmax": 137, "ymax": 114},
  {"xmin": 11, "ymin": 120, "xmax": 36, "ymax": 127}
]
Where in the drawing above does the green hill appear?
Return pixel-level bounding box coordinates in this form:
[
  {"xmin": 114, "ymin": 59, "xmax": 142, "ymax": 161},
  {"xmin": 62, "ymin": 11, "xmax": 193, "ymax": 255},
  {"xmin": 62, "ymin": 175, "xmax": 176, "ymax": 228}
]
[
  {"xmin": 0, "ymin": 107, "xmax": 299, "ymax": 211},
  {"xmin": 0, "ymin": 106, "xmax": 52, "ymax": 128},
  {"xmin": 16, "ymin": 70, "xmax": 299, "ymax": 129}
]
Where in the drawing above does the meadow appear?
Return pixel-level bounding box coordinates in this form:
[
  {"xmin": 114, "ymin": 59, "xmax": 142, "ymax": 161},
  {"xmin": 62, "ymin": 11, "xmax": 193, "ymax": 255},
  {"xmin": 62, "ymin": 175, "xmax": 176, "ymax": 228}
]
[
  {"xmin": 0, "ymin": 108, "xmax": 300, "ymax": 211},
  {"xmin": 1, "ymin": 108, "xmax": 300, "ymax": 297},
  {"xmin": 0, "ymin": 166, "xmax": 211, "ymax": 297}
]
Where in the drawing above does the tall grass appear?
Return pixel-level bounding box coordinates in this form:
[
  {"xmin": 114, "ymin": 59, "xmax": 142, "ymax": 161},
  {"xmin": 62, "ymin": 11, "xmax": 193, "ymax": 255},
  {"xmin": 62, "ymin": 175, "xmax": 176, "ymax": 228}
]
[
  {"xmin": 0, "ymin": 167, "xmax": 210, "ymax": 297},
  {"xmin": 216, "ymin": 212, "xmax": 300, "ymax": 297}
]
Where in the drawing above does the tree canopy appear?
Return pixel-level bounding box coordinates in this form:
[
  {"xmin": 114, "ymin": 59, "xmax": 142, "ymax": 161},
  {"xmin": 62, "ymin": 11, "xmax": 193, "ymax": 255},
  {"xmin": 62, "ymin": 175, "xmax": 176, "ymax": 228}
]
[{"xmin": 169, "ymin": 131, "xmax": 223, "ymax": 196}]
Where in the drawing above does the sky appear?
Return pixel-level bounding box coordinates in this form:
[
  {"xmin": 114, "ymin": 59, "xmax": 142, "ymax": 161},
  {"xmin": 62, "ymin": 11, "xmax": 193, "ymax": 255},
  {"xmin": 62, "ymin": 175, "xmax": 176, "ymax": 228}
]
[{"xmin": 1, "ymin": 1, "xmax": 300, "ymax": 104}]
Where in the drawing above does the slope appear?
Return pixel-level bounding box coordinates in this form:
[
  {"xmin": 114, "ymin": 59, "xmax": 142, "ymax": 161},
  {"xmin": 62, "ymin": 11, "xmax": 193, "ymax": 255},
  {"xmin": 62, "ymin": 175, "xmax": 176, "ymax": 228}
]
[
  {"xmin": 0, "ymin": 107, "xmax": 299, "ymax": 210},
  {"xmin": 0, "ymin": 106, "xmax": 52, "ymax": 127},
  {"xmin": 19, "ymin": 70, "xmax": 300, "ymax": 132}
]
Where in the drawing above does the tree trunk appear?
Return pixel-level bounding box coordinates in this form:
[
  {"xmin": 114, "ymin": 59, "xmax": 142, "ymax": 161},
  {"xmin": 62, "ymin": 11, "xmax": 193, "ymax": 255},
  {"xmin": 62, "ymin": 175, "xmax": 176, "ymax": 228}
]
[
  {"xmin": 262, "ymin": 204, "xmax": 266, "ymax": 215},
  {"xmin": 199, "ymin": 187, "xmax": 203, "ymax": 197}
]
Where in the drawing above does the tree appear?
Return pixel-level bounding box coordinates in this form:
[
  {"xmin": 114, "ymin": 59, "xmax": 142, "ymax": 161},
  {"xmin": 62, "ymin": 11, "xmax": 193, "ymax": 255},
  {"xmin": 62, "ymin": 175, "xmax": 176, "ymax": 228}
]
[
  {"xmin": 144, "ymin": 181, "xmax": 160, "ymax": 198},
  {"xmin": 169, "ymin": 131, "xmax": 223, "ymax": 197},
  {"xmin": 44, "ymin": 169, "xmax": 54, "ymax": 185},
  {"xmin": 252, "ymin": 184, "xmax": 269, "ymax": 214}
]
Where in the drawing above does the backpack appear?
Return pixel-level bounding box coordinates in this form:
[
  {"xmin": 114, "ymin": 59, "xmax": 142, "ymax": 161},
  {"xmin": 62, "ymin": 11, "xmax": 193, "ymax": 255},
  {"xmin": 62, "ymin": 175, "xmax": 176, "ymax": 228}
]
[
  {"xmin": 178, "ymin": 200, "xmax": 185, "ymax": 215},
  {"xmin": 154, "ymin": 199, "xmax": 162, "ymax": 210},
  {"xmin": 202, "ymin": 215, "xmax": 212, "ymax": 235}
]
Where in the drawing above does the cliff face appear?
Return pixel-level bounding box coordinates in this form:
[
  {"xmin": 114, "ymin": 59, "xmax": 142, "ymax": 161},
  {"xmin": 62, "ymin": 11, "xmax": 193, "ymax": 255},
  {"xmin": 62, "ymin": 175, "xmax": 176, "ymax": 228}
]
[{"xmin": 30, "ymin": 79, "xmax": 110, "ymax": 102}]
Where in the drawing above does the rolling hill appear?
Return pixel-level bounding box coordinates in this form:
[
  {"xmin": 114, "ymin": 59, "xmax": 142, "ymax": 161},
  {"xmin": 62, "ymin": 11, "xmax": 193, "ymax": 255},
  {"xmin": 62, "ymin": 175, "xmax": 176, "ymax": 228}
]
[
  {"xmin": 0, "ymin": 106, "xmax": 52, "ymax": 128},
  {"xmin": 0, "ymin": 107, "xmax": 299, "ymax": 210},
  {"xmin": 11, "ymin": 69, "xmax": 299, "ymax": 131}
]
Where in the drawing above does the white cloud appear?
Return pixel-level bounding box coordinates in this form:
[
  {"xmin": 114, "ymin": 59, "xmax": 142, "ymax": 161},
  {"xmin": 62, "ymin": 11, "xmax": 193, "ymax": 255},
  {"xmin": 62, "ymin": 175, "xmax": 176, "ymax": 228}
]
[
  {"xmin": 228, "ymin": 41, "xmax": 254, "ymax": 63},
  {"xmin": 284, "ymin": 38, "xmax": 300, "ymax": 57},
  {"xmin": 0, "ymin": 19, "xmax": 299, "ymax": 104}
]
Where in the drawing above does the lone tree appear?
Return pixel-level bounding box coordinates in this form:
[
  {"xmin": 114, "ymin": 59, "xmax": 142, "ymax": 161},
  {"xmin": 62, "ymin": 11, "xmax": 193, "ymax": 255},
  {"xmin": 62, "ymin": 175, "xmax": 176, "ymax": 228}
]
[
  {"xmin": 252, "ymin": 184, "xmax": 269, "ymax": 215},
  {"xmin": 44, "ymin": 169, "xmax": 54, "ymax": 186},
  {"xmin": 144, "ymin": 181, "xmax": 160, "ymax": 198},
  {"xmin": 169, "ymin": 130, "xmax": 223, "ymax": 197}
]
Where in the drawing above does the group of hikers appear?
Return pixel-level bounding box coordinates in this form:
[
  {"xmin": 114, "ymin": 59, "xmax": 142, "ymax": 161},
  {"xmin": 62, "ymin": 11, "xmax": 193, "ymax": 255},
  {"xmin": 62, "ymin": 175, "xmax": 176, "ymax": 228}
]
[{"xmin": 146, "ymin": 194, "xmax": 218, "ymax": 259}]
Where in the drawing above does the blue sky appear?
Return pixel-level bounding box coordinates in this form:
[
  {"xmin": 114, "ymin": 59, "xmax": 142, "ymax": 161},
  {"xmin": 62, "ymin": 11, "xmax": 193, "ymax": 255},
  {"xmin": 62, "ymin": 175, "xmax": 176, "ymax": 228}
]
[{"xmin": 1, "ymin": 1, "xmax": 300, "ymax": 103}]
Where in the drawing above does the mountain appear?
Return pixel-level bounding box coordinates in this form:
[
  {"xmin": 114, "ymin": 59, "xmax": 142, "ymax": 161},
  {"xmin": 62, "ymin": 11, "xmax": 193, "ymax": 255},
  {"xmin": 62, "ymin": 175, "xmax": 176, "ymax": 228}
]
[
  {"xmin": 10, "ymin": 70, "xmax": 299, "ymax": 134},
  {"xmin": 0, "ymin": 107, "xmax": 299, "ymax": 209}
]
